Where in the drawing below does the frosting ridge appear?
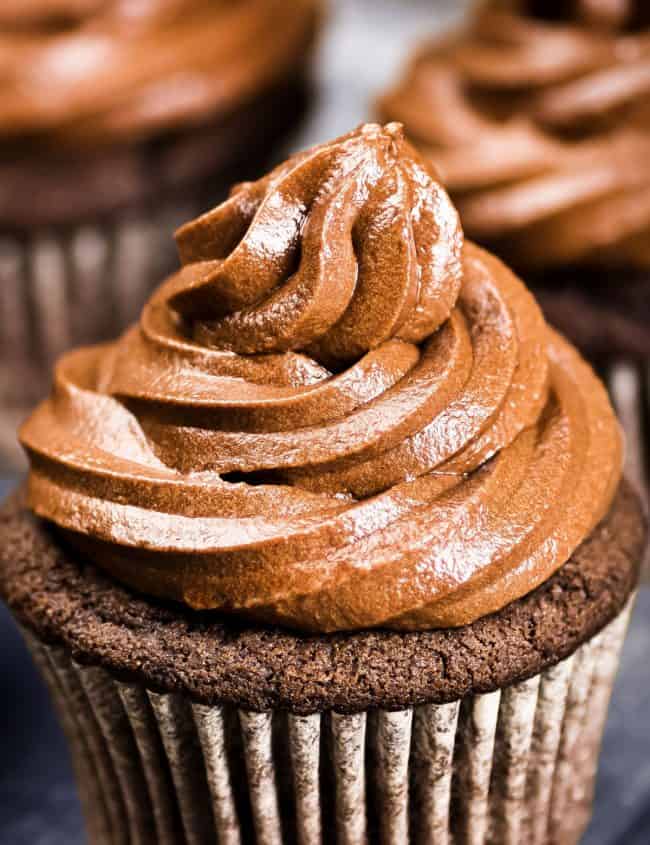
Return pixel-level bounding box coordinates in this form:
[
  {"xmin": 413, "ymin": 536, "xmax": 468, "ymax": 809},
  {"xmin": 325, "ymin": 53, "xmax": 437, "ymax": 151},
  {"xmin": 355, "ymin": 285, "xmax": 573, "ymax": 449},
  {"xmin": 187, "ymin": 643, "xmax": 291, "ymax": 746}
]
[
  {"xmin": 20, "ymin": 124, "xmax": 623, "ymax": 632},
  {"xmin": 379, "ymin": 0, "xmax": 650, "ymax": 269}
]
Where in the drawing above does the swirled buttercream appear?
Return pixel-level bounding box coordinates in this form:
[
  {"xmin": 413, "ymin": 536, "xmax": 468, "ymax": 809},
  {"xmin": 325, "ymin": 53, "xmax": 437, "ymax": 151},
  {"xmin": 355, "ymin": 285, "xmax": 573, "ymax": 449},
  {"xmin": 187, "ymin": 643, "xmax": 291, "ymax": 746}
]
[
  {"xmin": 20, "ymin": 124, "xmax": 623, "ymax": 632},
  {"xmin": 380, "ymin": 0, "xmax": 650, "ymax": 270},
  {"xmin": 0, "ymin": 0, "xmax": 319, "ymax": 146}
]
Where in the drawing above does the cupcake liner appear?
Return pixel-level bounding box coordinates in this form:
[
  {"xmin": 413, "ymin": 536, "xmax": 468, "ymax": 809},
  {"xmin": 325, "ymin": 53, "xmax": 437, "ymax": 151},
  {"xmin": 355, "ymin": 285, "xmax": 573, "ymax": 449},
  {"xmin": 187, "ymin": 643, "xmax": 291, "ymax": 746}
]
[
  {"xmin": 607, "ymin": 362, "xmax": 647, "ymax": 494},
  {"xmin": 20, "ymin": 595, "xmax": 634, "ymax": 845},
  {"xmin": 0, "ymin": 199, "xmax": 198, "ymax": 470},
  {"xmin": 606, "ymin": 362, "xmax": 650, "ymax": 581}
]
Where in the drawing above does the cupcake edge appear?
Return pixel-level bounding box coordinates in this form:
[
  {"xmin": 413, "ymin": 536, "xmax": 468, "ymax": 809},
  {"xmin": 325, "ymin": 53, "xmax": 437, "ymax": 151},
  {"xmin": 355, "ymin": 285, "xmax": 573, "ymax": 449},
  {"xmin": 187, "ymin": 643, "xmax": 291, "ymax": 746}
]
[{"xmin": 0, "ymin": 479, "xmax": 644, "ymax": 714}]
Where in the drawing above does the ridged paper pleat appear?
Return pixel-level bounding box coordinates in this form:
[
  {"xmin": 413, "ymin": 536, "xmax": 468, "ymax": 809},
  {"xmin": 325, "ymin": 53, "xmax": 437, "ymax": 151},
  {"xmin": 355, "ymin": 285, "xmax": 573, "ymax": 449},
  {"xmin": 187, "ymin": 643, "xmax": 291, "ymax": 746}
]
[
  {"xmin": 331, "ymin": 712, "xmax": 368, "ymax": 845},
  {"xmin": 147, "ymin": 692, "xmax": 215, "ymax": 845},
  {"xmin": 288, "ymin": 713, "xmax": 322, "ymax": 845},
  {"xmin": 23, "ymin": 636, "xmax": 113, "ymax": 845},
  {"xmin": 239, "ymin": 710, "xmax": 283, "ymax": 845},
  {"xmin": 76, "ymin": 663, "xmax": 156, "ymax": 845},
  {"xmin": 47, "ymin": 650, "xmax": 128, "ymax": 843},
  {"xmin": 412, "ymin": 700, "xmax": 460, "ymax": 845},
  {"xmin": 192, "ymin": 703, "xmax": 242, "ymax": 845},
  {"xmin": 454, "ymin": 689, "xmax": 501, "ymax": 845},
  {"xmin": 548, "ymin": 601, "xmax": 633, "ymax": 845},
  {"xmin": 525, "ymin": 657, "xmax": 574, "ymax": 845},
  {"xmin": 118, "ymin": 684, "xmax": 182, "ymax": 845},
  {"xmin": 489, "ymin": 676, "xmax": 540, "ymax": 845},
  {"xmin": 375, "ymin": 710, "xmax": 413, "ymax": 844}
]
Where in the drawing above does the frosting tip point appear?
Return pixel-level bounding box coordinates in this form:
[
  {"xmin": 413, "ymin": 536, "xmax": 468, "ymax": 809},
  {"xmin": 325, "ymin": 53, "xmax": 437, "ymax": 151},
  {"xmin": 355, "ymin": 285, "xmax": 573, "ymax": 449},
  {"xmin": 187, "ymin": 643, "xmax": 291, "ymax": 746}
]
[{"xmin": 385, "ymin": 121, "xmax": 405, "ymax": 138}]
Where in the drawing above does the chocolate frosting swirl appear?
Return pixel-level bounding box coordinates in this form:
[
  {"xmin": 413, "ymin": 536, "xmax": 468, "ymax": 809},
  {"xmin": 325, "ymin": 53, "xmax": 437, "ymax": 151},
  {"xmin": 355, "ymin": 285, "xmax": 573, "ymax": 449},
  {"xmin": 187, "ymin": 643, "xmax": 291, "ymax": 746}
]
[
  {"xmin": 20, "ymin": 124, "xmax": 623, "ymax": 633},
  {"xmin": 0, "ymin": 0, "xmax": 318, "ymax": 147},
  {"xmin": 380, "ymin": 0, "xmax": 650, "ymax": 270}
]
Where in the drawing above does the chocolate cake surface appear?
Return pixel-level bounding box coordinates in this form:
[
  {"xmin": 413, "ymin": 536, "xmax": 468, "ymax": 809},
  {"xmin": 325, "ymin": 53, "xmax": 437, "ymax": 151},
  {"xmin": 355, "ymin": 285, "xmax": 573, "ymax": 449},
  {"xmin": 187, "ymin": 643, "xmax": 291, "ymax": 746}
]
[{"xmin": 0, "ymin": 481, "xmax": 643, "ymax": 714}]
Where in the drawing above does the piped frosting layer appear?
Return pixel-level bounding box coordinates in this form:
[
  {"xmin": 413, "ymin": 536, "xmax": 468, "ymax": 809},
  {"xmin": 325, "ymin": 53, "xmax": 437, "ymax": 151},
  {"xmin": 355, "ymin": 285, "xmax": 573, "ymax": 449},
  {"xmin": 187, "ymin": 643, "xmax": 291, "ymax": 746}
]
[{"xmin": 21, "ymin": 124, "xmax": 623, "ymax": 632}]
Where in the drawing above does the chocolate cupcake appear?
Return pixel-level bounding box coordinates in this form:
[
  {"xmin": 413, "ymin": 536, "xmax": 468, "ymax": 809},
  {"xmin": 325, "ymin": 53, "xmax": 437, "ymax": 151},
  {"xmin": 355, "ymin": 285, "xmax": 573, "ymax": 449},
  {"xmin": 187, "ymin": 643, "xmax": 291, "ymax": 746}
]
[
  {"xmin": 378, "ymin": 0, "xmax": 650, "ymax": 365},
  {"xmin": 1, "ymin": 124, "xmax": 646, "ymax": 844},
  {"xmin": 0, "ymin": 0, "xmax": 320, "ymax": 467}
]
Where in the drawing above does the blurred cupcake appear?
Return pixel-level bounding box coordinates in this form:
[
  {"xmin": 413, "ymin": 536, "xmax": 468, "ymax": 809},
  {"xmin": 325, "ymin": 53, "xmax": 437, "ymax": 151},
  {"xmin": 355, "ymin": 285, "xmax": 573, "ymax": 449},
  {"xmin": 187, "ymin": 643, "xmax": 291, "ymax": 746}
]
[
  {"xmin": 379, "ymin": 0, "xmax": 650, "ymax": 365},
  {"xmin": 0, "ymin": 0, "xmax": 321, "ymax": 467},
  {"xmin": 1, "ymin": 124, "xmax": 645, "ymax": 845}
]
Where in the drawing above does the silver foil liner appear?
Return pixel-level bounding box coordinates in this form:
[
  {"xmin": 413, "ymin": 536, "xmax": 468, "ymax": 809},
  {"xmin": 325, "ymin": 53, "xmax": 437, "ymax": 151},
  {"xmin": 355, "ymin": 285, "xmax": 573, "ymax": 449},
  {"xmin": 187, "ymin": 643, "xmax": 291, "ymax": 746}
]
[
  {"xmin": 0, "ymin": 200, "xmax": 199, "ymax": 470},
  {"xmin": 20, "ymin": 595, "xmax": 634, "ymax": 845}
]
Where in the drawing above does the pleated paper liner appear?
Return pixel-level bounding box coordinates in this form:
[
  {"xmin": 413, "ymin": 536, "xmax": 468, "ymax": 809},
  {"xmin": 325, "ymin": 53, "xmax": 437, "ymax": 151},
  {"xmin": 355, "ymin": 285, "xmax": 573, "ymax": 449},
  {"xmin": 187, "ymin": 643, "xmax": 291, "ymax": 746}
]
[
  {"xmin": 21, "ymin": 594, "xmax": 634, "ymax": 845},
  {"xmin": 0, "ymin": 199, "xmax": 198, "ymax": 470}
]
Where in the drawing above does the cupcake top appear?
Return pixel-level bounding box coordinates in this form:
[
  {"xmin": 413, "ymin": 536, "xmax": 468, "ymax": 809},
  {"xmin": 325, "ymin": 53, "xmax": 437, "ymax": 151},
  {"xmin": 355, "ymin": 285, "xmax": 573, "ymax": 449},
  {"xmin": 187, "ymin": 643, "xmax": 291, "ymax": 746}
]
[
  {"xmin": 379, "ymin": 0, "xmax": 650, "ymax": 270},
  {"xmin": 20, "ymin": 123, "xmax": 622, "ymax": 634},
  {"xmin": 0, "ymin": 0, "xmax": 319, "ymax": 149}
]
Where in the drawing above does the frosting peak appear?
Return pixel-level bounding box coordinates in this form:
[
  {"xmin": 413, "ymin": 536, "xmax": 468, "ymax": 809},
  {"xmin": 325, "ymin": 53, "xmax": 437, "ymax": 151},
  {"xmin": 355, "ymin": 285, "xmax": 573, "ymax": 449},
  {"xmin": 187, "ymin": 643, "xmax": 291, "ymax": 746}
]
[
  {"xmin": 20, "ymin": 125, "xmax": 623, "ymax": 633},
  {"xmin": 171, "ymin": 123, "xmax": 462, "ymax": 363}
]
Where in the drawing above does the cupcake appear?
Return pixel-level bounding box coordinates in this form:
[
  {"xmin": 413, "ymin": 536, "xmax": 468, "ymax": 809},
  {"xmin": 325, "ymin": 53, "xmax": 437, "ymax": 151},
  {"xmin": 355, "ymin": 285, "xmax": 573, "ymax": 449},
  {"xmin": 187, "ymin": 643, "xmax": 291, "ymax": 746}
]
[
  {"xmin": 1, "ymin": 124, "xmax": 645, "ymax": 845},
  {"xmin": 378, "ymin": 0, "xmax": 650, "ymax": 366},
  {"xmin": 0, "ymin": 0, "xmax": 320, "ymax": 467}
]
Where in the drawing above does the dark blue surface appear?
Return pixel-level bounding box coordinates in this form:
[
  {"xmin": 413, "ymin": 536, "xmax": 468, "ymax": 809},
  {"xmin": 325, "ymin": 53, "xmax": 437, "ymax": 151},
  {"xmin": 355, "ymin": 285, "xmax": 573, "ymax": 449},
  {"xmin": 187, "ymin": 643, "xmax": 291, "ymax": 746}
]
[
  {"xmin": 1, "ymin": 470, "xmax": 649, "ymax": 844},
  {"xmin": 0, "ymin": 607, "xmax": 82, "ymax": 845}
]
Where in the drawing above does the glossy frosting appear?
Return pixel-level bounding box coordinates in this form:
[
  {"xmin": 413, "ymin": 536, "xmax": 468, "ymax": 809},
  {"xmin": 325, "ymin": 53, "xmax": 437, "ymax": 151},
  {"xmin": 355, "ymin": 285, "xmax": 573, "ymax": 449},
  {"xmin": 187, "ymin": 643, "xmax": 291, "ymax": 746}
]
[
  {"xmin": 20, "ymin": 124, "xmax": 623, "ymax": 633},
  {"xmin": 0, "ymin": 0, "xmax": 318, "ymax": 147},
  {"xmin": 380, "ymin": 0, "xmax": 650, "ymax": 270}
]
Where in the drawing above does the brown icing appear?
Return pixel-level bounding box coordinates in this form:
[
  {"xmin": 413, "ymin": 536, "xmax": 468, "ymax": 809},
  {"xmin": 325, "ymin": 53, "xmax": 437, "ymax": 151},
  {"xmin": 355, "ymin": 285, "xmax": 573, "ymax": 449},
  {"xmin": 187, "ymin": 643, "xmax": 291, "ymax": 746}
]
[
  {"xmin": 20, "ymin": 124, "xmax": 623, "ymax": 633},
  {"xmin": 379, "ymin": 0, "xmax": 650, "ymax": 270},
  {"xmin": 0, "ymin": 0, "xmax": 319, "ymax": 148}
]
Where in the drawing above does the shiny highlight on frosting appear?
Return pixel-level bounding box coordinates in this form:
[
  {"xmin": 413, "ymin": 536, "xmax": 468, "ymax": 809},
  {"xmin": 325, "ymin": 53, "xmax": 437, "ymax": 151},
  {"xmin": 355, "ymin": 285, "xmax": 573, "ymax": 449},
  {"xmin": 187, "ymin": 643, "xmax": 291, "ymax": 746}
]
[
  {"xmin": 380, "ymin": 0, "xmax": 650, "ymax": 270},
  {"xmin": 0, "ymin": 0, "xmax": 318, "ymax": 146},
  {"xmin": 21, "ymin": 124, "xmax": 623, "ymax": 632}
]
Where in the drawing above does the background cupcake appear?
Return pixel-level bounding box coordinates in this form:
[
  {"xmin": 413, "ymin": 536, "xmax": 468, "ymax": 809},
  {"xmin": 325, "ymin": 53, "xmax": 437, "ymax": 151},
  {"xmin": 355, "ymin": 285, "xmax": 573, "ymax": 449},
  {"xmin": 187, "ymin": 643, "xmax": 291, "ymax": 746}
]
[
  {"xmin": 1, "ymin": 124, "xmax": 645, "ymax": 845},
  {"xmin": 0, "ymin": 0, "xmax": 321, "ymax": 467},
  {"xmin": 378, "ymin": 1, "xmax": 650, "ymax": 359}
]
